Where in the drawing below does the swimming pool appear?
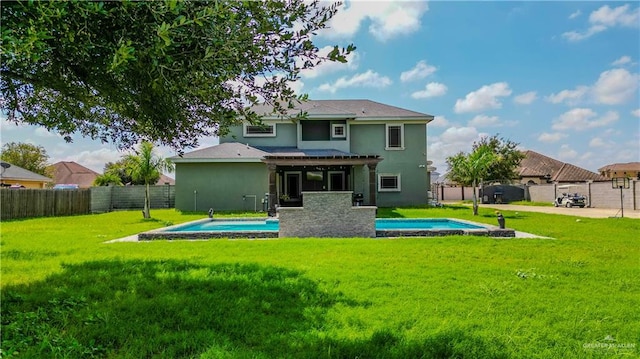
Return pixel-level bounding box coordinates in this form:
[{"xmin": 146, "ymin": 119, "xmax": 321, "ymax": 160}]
[{"xmin": 138, "ymin": 218, "xmax": 514, "ymax": 240}]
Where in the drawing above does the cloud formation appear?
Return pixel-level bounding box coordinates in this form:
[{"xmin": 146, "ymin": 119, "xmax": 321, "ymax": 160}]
[
  {"xmin": 562, "ymin": 4, "xmax": 639, "ymax": 41},
  {"xmin": 513, "ymin": 91, "xmax": 537, "ymax": 105},
  {"xmin": 454, "ymin": 82, "xmax": 512, "ymax": 113},
  {"xmin": 411, "ymin": 82, "xmax": 448, "ymax": 99},
  {"xmin": 322, "ymin": 1, "xmax": 429, "ymax": 42},
  {"xmin": 546, "ymin": 68, "xmax": 639, "ymax": 105},
  {"xmin": 552, "ymin": 108, "xmax": 619, "ymax": 131},
  {"xmin": 400, "ymin": 60, "xmax": 437, "ymax": 82},
  {"xmin": 317, "ymin": 70, "xmax": 392, "ymax": 93}
]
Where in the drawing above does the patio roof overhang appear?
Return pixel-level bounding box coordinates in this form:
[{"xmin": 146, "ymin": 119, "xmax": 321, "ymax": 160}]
[{"xmin": 261, "ymin": 155, "xmax": 382, "ymax": 167}]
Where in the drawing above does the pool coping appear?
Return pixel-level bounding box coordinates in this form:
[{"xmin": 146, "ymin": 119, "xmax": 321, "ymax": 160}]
[{"xmin": 137, "ymin": 217, "xmax": 515, "ymax": 240}]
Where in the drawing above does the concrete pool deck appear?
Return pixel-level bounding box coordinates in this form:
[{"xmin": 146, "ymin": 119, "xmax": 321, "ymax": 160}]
[{"xmin": 105, "ymin": 218, "xmax": 550, "ymax": 243}]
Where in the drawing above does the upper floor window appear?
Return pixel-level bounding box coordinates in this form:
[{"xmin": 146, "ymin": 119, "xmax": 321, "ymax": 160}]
[
  {"xmin": 244, "ymin": 123, "xmax": 276, "ymax": 137},
  {"xmin": 332, "ymin": 124, "xmax": 346, "ymax": 138},
  {"xmin": 386, "ymin": 124, "xmax": 404, "ymax": 150}
]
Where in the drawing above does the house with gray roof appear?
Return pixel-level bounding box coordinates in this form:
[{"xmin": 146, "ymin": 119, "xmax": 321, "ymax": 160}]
[
  {"xmin": 0, "ymin": 161, "xmax": 53, "ymax": 188},
  {"xmin": 171, "ymin": 99, "xmax": 434, "ymax": 212}
]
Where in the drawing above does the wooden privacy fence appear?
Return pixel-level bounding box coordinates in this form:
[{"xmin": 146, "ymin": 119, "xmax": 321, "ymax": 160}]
[{"xmin": 1, "ymin": 189, "xmax": 91, "ymax": 220}]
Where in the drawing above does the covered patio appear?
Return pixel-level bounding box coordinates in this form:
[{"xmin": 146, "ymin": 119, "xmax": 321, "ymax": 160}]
[{"xmin": 261, "ymin": 151, "xmax": 382, "ymax": 214}]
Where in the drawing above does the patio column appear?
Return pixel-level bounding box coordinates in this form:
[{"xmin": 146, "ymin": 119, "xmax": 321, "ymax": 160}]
[
  {"xmin": 368, "ymin": 163, "xmax": 377, "ymax": 206},
  {"xmin": 268, "ymin": 164, "xmax": 277, "ymax": 215}
]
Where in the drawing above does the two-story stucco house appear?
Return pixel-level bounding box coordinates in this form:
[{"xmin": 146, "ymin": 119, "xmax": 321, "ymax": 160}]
[{"xmin": 170, "ymin": 99, "xmax": 433, "ymax": 212}]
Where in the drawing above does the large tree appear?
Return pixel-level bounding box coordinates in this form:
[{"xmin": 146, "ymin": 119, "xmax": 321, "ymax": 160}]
[
  {"xmin": 124, "ymin": 141, "xmax": 172, "ymax": 219},
  {"xmin": 0, "ymin": 142, "xmax": 53, "ymax": 177},
  {"xmin": 446, "ymin": 144, "xmax": 497, "ymax": 215},
  {"xmin": 1, "ymin": 1, "xmax": 354, "ymax": 151}
]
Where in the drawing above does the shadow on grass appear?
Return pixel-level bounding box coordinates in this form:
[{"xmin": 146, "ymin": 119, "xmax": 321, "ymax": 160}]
[{"xmin": 2, "ymin": 260, "xmax": 507, "ymax": 358}]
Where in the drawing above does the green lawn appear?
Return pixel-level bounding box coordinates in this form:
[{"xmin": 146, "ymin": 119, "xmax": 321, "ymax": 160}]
[{"xmin": 1, "ymin": 206, "xmax": 638, "ymax": 358}]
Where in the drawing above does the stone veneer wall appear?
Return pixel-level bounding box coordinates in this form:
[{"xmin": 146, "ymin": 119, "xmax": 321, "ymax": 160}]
[{"xmin": 278, "ymin": 191, "xmax": 376, "ymax": 238}]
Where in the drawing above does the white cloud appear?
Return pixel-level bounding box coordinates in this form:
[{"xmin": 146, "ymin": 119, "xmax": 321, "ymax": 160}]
[
  {"xmin": 513, "ymin": 91, "xmax": 537, "ymax": 105},
  {"xmin": 411, "ymin": 82, "xmax": 448, "ymax": 99},
  {"xmin": 591, "ymin": 68, "xmax": 639, "ymax": 105},
  {"xmin": 400, "ymin": 60, "xmax": 437, "ymax": 83},
  {"xmin": 299, "ymin": 46, "xmax": 360, "ymax": 79},
  {"xmin": 545, "ymin": 86, "xmax": 589, "ymax": 105},
  {"xmin": 288, "ymin": 80, "xmax": 305, "ymax": 96},
  {"xmin": 429, "ymin": 115, "xmax": 450, "ymax": 128},
  {"xmin": 454, "ymin": 82, "xmax": 512, "ymax": 113},
  {"xmin": 546, "ymin": 68, "xmax": 639, "ymax": 106},
  {"xmin": 552, "ymin": 108, "xmax": 619, "ymax": 131},
  {"xmin": 558, "ymin": 144, "xmax": 578, "ymax": 161},
  {"xmin": 562, "ymin": 25, "xmax": 606, "ymax": 41},
  {"xmin": 34, "ymin": 127, "xmax": 62, "ymax": 139},
  {"xmin": 589, "ymin": 137, "xmax": 608, "ymax": 147},
  {"xmin": 317, "ymin": 70, "xmax": 392, "ymax": 93},
  {"xmin": 562, "ymin": 4, "xmax": 639, "ymax": 42},
  {"xmin": 538, "ymin": 132, "xmax": 567, "ymax": 143},
  {"xmin": 427, "ymin": 126, "xmax": 485, "ymax": 172},
  {"xmin": 322, "ymin": 1, "xmax": 429, "ymax": 42},
  {"xmin": 612, "ymin": 55, "xmax": 632, "ymax": 66},
  {"xmin": 632, "ymin": 109, "xmax": 640, "ymax": 117},
  {"xmin": 468, "ymin": 114, "xmax": 499, "ymax": 127},
  {"xmin": 590, "ymin": 4, "xmax": 639, "ymax": 27},
  {"xmin": 569, "ymin": 10, "xmax": 582, "ymax": 19}
]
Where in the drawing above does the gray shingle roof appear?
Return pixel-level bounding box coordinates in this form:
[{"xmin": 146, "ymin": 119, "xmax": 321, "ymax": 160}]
[
  {"xmin": 0, "ymin": 162, "xmax": 53, "ymax": 182},
  {"xmin": 251, "ymin": 99, "xmax": 433, "ymax": 120},
  {"xmin": 170, "ymin": 142, "xmax": 269, "ymax": 162}
]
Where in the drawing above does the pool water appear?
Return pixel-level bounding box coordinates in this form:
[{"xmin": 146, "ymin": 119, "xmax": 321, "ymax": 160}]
[{"xmin": 168, "ymin": 218, "xmax": 483, "ymax": 232}]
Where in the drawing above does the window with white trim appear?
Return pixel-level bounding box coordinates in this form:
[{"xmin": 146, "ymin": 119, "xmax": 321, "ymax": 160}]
[
  {"xmin": 243, "ymin": 123, "xmax": 276, "ymax": 137},
  {"xmin": 385, "ymin": 124, "xmax": 404, "ymax": 150},
  {"xmin": 332, "ymin": 124, "xmax": 346, "ymax": 138},
  {"xmin": 378, "ymin": 174, "xmax": 401, "ymax": 192}
]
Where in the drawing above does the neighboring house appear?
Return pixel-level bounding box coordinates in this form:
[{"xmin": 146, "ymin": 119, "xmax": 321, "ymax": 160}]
[
  {"xmin": 51, "ymin": 161, "xmax": 99, "ymax": 188},
  {"xmin": 171, "ymin": 99, "xmax": 434, "ymax": 212},
  {"xmin": 598, "ymin": 162, "xmax": 640, "ymax": 180},
  {"xmin": 0, "ymin": 161, "xmax": 53, "ymax": 188},
  {"xmin": 518, "ymin": 150, "xmax": 607, "ymax": 184},
  {"xmin": 51, "ymin": 161, "xmax": 175, "ymax": 187}
]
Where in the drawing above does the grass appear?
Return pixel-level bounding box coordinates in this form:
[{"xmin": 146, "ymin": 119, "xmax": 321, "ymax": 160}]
[{"xmin": 1, "ymin": 206, "xmax": 639, "ymax": 358}]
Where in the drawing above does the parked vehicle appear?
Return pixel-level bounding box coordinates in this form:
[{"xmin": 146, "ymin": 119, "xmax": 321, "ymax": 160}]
[{"xmin": 554, "ymin": 192, "xmax": 586, "ymax": 208}]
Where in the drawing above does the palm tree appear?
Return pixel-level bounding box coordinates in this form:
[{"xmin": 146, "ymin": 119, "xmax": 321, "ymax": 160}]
[
  {"xmin": 446, "ymin": 144, "xmax": 497, "ymax": 215},
  {"xmin": 93, "ymin": 172, "xmax": 123, "ymax": 186},
  {"xmin": 124, "ymin": 141, "xmax": 173, "ymax": 218}
]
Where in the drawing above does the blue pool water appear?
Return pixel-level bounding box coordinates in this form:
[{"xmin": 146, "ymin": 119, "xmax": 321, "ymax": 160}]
[{"xmin": 167, "ymin": 218, "xmax": 484, "ymax": 232}]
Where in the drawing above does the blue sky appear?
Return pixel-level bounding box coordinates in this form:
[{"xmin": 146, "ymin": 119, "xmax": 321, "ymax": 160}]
[{"xmin": 1, "ymin": 1, "xmax": 639, "ymax": 176}]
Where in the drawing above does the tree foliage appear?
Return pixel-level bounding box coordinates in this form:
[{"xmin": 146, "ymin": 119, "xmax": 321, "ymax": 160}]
[
  {"xmin": 473, "ymin": 135, "xmax": 525, "ymax": 182},
  {"xmin": 124, "ymin": 141, "xmax": 172, "ymax": 218},
  {"xmin": 93, "ymin": 172, "xmax": 123, "ymax": 187},
  {"xmin": 1, "ymin": 0, "xmax": 354, "ymax": 151},
  {"xmin": 0, "ymin": 142, "xmax": 52, "ymax": 177},
  {"xmin": 446, "ymin": 144, "xmax": 497, "ymax": 215}
]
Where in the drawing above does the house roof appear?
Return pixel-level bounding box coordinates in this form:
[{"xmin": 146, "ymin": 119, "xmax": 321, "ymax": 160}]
[
  {"xmin": 170, "ymin": 143, "xmax": 381, "ymax": 165},
  {"xmin": 256, "ymin": 147, "xmax": 360, "ymax": 157},
  {"xmin": 0, "ymin": 162, "xmax": 53, "ymax": 182},
  {"xmin": 251, "ymin": 99, "xmax": 433, "ymax": 121},
  {"xmin": 598, "ymin": 162, "xmax": 640, "ymax": 172},
  {"xmin": 170, "ymin": 142, "xmax": 269, "ymax": 163},
  {"xmin": 157, "ymin": 174, "xmax": 175, "ymax": 185},
  {"xmin": 51, "ymin": 161, "xmax": 99, "ymax": 188},
  {"xmin": 519, "ymin": 150, "xmax": 607, "ymax": 182}
]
